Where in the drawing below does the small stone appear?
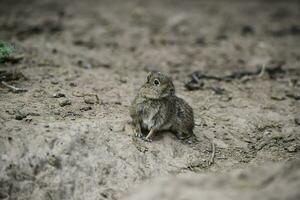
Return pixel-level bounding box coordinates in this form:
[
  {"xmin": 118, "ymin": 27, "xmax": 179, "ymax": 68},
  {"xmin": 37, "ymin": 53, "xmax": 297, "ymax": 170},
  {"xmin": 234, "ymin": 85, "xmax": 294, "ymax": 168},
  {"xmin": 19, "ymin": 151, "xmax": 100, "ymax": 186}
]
[
  {"xmin": 195, "ymin": 121, "xmax": 201, "ymax": 126},
  {"xmin": 77, "ymin": 60, "xmax": 92, "ymax": 69},
  {"xmin": 51, "ymin": 80, "xmax": 59, "ymax": 85},
  {"xmin": 25, "ymin": 116, "xmax": 32, "ymax": 122},
  {"xmin": 119, "ymin": 78, "xmax": 127, "ymax": 84},
  {"xmin": 0, "ymin": 192, "xmax": 8, "ymax": 200},
  {"xmin": 69, "ymin": 82, "xmax": 77, "ymax": 87},
  {"xmin": 59, "ymin": 99, "xmax": 71, "ymax": 107},
  {"xmin": 84, "ymin": 96, "xmax": 98, "ymax": 104},
  {"xmin": 220, "ymin": 95, "xmax": 232, "ymax": 102},
  {"xmin": 48, "ymin": 155, "xmax": 62, "ymax": 169},
  {"xmin": 52, "ymin": 48, "xmax": 58, "ymax": 54},
  {"xmin": 167, "ymin": 14, "xmax": 188, "ymax": 29},
  {"xmin": 241, "ymin": 25, "xmax": 255, "ymax": 36},
  {"xmin": 271, "ymin": 95, "xmax": 285, "ymax": 101},
  {"xmin": 271, "ymin": 90, "xmax": 286, "ymax": 101},
  {"xmin": 285, "ymin": 90, "xmax": 300, "ymax": 100},
  {"xmin": 53, "ymin": 93, "xmax": 66, "ymax": 98},
  {"xmin": 111, "ymin": 123, "xmax": 124, "ymax": 132},
  {"xmin": 195, "ymin": 37, "xmax": 206, "ymax": 45},
  {"xmin": 5, "ymin": 109, "xmax": 15, "ymax": 115},
  {"xmin": 53, "ymin": 109, "xmax": 61, "ymax": 115},
  {"xmin": 15, "ymin": 112, "xmax": 27, "ymax": 120},
  {"xmin": 114, "ymin": 101, "xmax": 122, "ymax": 105},
  {"xmin": 287, "ymin": 145, "xmax": 297, "ymax": 152},
  {"xmin": 80, "ymin": 106, "xmax": 92, "ymax": 111}
]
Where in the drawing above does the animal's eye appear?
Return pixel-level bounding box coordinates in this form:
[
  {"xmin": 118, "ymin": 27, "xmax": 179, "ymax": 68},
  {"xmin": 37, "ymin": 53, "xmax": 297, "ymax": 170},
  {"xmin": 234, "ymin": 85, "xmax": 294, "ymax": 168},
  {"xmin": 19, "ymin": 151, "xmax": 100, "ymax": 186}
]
[{"xmin": 154, "ymin": 79, "xmax": 160, "ymax": 86}]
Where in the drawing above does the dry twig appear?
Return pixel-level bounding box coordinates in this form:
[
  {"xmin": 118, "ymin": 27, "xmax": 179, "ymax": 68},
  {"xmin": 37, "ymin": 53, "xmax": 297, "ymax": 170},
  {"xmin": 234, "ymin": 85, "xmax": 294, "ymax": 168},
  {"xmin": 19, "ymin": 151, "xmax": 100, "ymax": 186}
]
[
  {"xmin": 1, "ymin": 81, "xmax": 27, "ymax": 93},
  {"xmin": 258, "ymin": 64, "xmax": 266, "ymax": 78},
  {"xmin": 208, "ymin": 141, "xmax": 216, "ymax": 166}
]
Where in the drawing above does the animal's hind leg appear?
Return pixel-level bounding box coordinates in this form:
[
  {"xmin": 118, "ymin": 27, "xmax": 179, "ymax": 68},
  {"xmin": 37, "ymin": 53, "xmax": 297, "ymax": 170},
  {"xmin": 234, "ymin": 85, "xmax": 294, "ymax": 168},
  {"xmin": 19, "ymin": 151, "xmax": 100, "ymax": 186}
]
[{"xmin": 174, "ymin": 130, "xmax": 192, "ymax": 140}]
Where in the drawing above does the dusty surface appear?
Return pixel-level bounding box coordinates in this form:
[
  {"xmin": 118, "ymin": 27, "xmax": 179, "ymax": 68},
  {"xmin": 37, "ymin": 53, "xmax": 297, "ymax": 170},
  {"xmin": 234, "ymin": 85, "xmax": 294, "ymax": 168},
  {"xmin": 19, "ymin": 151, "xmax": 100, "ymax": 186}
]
[
  {"xmin": 0, "ymin": 0, "xmax": 299, "ymax": 199},
  {"xmin": 124, "ymin": 160, "xmax": 300, "ymax": 200}
]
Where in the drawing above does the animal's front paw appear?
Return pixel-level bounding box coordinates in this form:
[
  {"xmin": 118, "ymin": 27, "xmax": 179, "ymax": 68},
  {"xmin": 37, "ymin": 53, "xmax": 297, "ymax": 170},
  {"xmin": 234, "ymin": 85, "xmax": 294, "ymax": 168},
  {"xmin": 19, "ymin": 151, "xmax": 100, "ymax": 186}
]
[
  {"xmin": 175, "ymin": 132, "xmax": 191, "ymax": 140},
  {"xmin": 135, "ymin": 132, "xmax": 143, "ymax": 138}
]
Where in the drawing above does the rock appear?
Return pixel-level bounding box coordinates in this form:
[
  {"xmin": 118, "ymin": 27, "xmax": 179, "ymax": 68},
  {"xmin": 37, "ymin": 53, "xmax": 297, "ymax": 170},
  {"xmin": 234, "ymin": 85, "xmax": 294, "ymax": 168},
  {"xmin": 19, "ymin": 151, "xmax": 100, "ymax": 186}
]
[
  {"xmin": 80, "ymin": 106, "xmax": 92, "ymax": 111},
  {"xmin": 119, "ymin": 78, "xmax": 127, "ymax": 84},
  {"xmin": 110, "ymin": 123, "xmax": 124, "ymax": 132},
  {"xmin": 219, "ymin": 95, "xmax": 232, "ymax": 102},
  {"xmin": 167, "ymin": 13, "xmax": 188, "ymax": 29},
  {"xmin": 286, "ymin": 90, "xmax": 300, "ymax": 100},
  {"xmin": 47, "ymin": 155, "xmax": 62, "ymax": 169},
  {"xmin": 84, "ymin": 96, "xmax": 98, "ymax": 104},
  {"xmin": 0, "ymin": 191, "xmax": 9, "ymax": 200},
  {"xmin": 15, "ymin": 112, "xmax": 27, "ymax": 120},
  {"xmin": 77, "ymin": 60, "xmax": 92, "ymax": 69},
  {"xmin": 69, "ymin": 82, "xmax": 77, "ymax": 87},
  {"xmin": 53, "ymin": 93, "xmax": 66, "ymax": 98},
  {"xmin": 194, "ymin": 37, "xmax": 206, "ymax": 46},
  {"xmin": 51, "ymin": 80, "xmax": 59, "ymax": 85},
  {"xmin": 241, "ymin": 25, "xmax": 255, "ymax": 36},
  {"xmin": 271, "ymin": 94, "xmax": 285, "ymax": 101},
  {"xmin": 270, "ymin": 25, "xmax": 300, "ymax": 37},
  {"xmin": 25, "ymin": 116, "xmax": 32, "ymax": 122},
  {"xmin": 58, "ymin": 98, "xmax": 71, "ymax": 107},
  {"xmin": 287, "ymin": 145, "xmax": 297, "ymax": 152},
  {"xmin": 52, "ymin": 109, "xmax": 61, "ymax": 115}
]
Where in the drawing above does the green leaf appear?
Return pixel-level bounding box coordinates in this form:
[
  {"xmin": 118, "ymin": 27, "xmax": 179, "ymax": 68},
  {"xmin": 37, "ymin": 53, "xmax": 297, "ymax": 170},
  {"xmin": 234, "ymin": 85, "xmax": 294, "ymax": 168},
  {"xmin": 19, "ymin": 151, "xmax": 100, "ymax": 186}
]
[{"xmin": 0, "ymin": 42, "xmax": 15, "ymax": 63}]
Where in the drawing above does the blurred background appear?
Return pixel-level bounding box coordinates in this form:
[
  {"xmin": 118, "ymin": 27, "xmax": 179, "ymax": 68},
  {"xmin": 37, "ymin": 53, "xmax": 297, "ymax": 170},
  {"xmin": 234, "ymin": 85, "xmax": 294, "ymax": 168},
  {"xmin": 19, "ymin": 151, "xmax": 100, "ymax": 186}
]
[{"xmin": 0, "ymin": 0, "xmax": 299, "ymax": 200}]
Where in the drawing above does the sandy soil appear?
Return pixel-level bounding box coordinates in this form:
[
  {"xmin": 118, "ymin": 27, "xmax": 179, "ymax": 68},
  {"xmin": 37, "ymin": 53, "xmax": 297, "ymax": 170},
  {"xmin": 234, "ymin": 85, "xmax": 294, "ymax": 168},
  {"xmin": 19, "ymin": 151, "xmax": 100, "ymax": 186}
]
[{"xmin": 0, "ymin": 0, "xmax": 299, "ymax": 199}]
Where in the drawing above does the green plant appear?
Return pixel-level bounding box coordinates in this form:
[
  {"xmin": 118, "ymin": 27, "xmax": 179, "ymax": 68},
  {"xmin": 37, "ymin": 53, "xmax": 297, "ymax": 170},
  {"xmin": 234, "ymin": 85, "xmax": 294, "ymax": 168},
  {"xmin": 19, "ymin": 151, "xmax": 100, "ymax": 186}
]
[{"xmin": 0, "ymin": 42, "xmax": 15, "ymax": 63}]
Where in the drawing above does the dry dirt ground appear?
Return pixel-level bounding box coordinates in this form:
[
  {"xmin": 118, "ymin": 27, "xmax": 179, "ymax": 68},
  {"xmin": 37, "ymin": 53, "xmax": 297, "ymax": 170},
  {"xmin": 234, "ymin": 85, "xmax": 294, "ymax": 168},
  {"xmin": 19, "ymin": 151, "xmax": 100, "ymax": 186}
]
[{"xmin": 0, "ymin": 0, "xmax": 300, "ymax": 200}]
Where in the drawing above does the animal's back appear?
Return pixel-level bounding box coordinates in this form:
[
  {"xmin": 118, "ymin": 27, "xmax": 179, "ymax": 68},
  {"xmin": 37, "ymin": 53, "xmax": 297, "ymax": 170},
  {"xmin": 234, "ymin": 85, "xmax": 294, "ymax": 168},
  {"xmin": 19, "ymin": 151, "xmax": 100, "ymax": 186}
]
[{"xmin": 172, "ymin": 96, "xmax": 194, "ymax": 136}]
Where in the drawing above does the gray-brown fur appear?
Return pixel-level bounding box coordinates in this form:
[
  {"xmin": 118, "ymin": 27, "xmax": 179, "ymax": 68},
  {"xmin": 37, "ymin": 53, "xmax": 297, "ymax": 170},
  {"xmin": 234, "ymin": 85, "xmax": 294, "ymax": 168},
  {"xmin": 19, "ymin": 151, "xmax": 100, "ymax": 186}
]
[{"xmin": 130, "ymin": 72, "xmax": 194, "ymax": 141}]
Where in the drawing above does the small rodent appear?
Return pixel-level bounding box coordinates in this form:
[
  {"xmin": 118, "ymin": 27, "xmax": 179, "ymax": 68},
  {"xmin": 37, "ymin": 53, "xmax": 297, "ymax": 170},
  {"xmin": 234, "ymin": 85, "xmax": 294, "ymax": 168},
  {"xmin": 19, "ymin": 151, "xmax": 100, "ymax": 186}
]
[{"xmin": 130, "ymin": 72, "xmax": 194, "ymax": 141}]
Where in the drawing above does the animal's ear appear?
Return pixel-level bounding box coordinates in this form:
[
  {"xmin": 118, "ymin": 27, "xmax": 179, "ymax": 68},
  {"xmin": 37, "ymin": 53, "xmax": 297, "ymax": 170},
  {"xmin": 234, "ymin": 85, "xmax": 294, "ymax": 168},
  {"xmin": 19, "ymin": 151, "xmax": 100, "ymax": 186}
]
[{"xmin": 146, "ymin": 71, "xmax": 153, "ymax": 82}]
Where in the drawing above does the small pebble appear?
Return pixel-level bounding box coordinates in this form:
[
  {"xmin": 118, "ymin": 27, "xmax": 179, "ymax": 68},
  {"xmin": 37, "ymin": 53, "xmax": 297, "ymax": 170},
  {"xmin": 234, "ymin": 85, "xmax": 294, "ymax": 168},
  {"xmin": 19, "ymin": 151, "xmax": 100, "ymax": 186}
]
[
  {"xmin": 241, "ymin": 25, "xmax": 255, "ymax": 36},
  {"xmin": 114, "ymin": 101, "xmax": 122, "ymax": 105},
  {"xmin": 52, "ymin": 48, "xmax": 58, "ymax": 54},
  {"xmin": 53, "ymin": 109, "xmax": 61, "ymax": 115},
  {"xmin": 59, "ymin": 99, "xmax": 71, "ymax": 107},
  {"xmin": 53, "ymin": 93, "xmax": 66, "ymax": 98},
  {"xmin": 119, "ymin": 78, "xmax": 127, "ymax": 84},
  {"xmin": 15, "ymin": 112, "xmax": 27, "ymax": 120},
  {"xmin": 48, "ymin": 155, "xmax": 62, "ymax": 169},
  {"xmin": 80, "ymin": 106, "xmax": 92, "ymax": 111},
  {"xmin": 220, "ymin": 95, "xmax": 232, "ymax": 102},
  {"xmin": 287, "ymin": 145, "xmax": 297, "ymax": 152},
  {"xmin": 25, "ymin": 117, "xmax": 32, "ymax": 122},
  {"xmin": 77, "ymin": 60, "xmax": 92, "ymax": 69},
  {"xmin": 69, "ymin": 82, "xmax": 77, "ymax": 87},
  {"xmin": 51, "ymin": 80, "xmax": 59, "ymax": 85},
  {"xmin": 84, "ymin": 96, "xmax": 98, "ymax": 104}
]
